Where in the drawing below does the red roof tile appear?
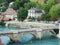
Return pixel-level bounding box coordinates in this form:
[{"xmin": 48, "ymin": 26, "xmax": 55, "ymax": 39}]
[{"xmin": 4, "ymin": 8, "xmax": 17, "ymax": 15}]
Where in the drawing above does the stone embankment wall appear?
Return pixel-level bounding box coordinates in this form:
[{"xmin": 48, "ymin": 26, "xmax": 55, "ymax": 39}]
[{"xmin": 7, "ymin": 22, "xmax": 56, "ymax": 28}]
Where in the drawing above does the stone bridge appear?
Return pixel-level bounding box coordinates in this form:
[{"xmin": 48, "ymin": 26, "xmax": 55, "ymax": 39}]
[{"xmin": 0, "ymin": 28, "xmax": 58, "ymax": 41}]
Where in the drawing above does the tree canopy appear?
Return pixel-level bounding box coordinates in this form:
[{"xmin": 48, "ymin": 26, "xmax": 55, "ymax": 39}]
[
  {"xmin": 41, "ymin": 0, "xmax": 56, "ymax": 21},
  {"xmin": 49, "ymin": 4, "xmax": 60, "ymax": 21},
  {"xmin": 11, "ymin": 0, "xmax": 30, "ymax": 10},
  {"xmin": 42, "ymin": 0, "xmax": 56, "ymax": 13},
  {"xmin": 17, "ymin": 7, "xmax": 28, "ymax": 21},
  {"xmin": 0, "ymin": 0, "xmax": 15, "ymax": 12},
  {"xmin": 24, "ymin": 2, "xmax": 42, "ymax": 9}
]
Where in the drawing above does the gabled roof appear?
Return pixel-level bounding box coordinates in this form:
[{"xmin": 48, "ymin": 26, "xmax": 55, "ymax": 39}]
[
  {"xmin": 0, "ymin": 12, "xmax": 4, "ymax": 15},
  {"xmin": 4, "ymin": 8, "xmax": 17, "ymax": 15},
  {"xmin": 28, "ymin": 7, "xmax": 42, "ymax": 11}
]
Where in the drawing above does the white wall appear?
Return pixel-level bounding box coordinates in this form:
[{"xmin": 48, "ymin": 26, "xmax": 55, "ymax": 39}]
[
  {"xmin": 6, "ymin": 15, "xmax": 14, "ymax": 19},
  {"xmin": 28, "ymin": 10, "xmax": 42, "ymax": 18}
]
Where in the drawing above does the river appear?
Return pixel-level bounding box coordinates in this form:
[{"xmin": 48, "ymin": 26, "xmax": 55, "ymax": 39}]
[{"xmin": 0, "ymin": 26, "xmax": 60, "ymax": 45}]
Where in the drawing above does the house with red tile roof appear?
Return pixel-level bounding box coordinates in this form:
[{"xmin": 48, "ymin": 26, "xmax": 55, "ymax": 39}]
[
  {"xmin": 3, "ymin": 7, "xmax": 17, "ymax": 21},
  {"xmin": 0, "ymin": 12, "xmax": 4, "ymax": 21}
]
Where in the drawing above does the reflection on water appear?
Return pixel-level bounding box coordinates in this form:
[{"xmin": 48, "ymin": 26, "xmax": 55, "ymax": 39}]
[
  {"xmin": 8, "ymin": 32, "xmax": 60, "ymax": 45},
  {"xmin": 18, "ymin": 33, "xmax": 33, "ymax": 42},
  {"xmin": 8, "ymin": 37, "xmax": 60, "ymax": 45},
  {"xmin": 0, "ymin": 26, "xmax": 27, "ymax": 31},
  {"xmin": 0, "ymin": 26, "xmax": 60, "ymax": 45}
]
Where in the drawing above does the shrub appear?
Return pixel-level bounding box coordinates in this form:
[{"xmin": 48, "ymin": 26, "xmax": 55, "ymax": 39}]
[
  {"xmin": 53, "ymin": 29, "xmax": 59, "ymax": 34},
  {"xmin": 0, "ymin": 21, "xmax": 5, "ymax": 26}
]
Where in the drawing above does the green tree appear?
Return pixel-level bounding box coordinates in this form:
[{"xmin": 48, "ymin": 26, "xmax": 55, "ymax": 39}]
[
  {"xmin": 43, "ymin": 0, "xmax": 56, "ymax": 13},
  {"xmin": 49, "ymin": 4, "xmax": 60, "ymax": 21},
  {"xmin": 17, "ymin": 7, "xmax": 28, "ymax": 21},
  {"xmin": 11, "ymin": 0, "xmax": 30, "ymax": 10},
  {"xmin": 6, "ymin": 0, "xmax": 15, "ymax": 3},
  {"xmin": 0, "ymin": 6, "xmax": 7, "ymax": 12},
  {"xmin": 0, "ymin": 0, "xmax": 8, "ymax": 12},
  {"xmin": 28, "ymin": 16, "xmax": 36, "ymax": 21},
  {"xmin": 24, "ymin": 2, "xmax": 42, "ymax": 10},
  {"xmin": 41, "ymin": 0, "xmax": 56, "ymax": 21},
  {"xmin": 0, "ymin": 20, "xmax": 5, "ymax": 26},
  {"xmin": 39, "ymin": 14, "xmax": 46, "ymax": 21}
]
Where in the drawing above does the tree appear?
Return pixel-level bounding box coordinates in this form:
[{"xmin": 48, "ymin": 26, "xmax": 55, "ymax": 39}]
[
  {"xmin": 49, "ymin": 4, "xmax": 60, "ymax": 21},
  {"xmin": 42, "ymin": 0, "xmax": 56, "ymax": 14},
  {"xmin": 28, "ymin": 16, "xmax": 36, "ymax": 21},
  {"xmin": 6, "ymin": 0, "xmax": 15, "ymax": 3},
  {"xmin": 0, "ymin": 0, "xmax": 8, "ymax": 12},
  {"xmin": 17, "ymin": 7, "xmax": 28, "ymax": 21},
  {"xmin": 11, "ymin": 0, "xmax": 30, "ymax": 10},
  {"xmin": 24, "ymin": 2, "xmax": 42, "ymax": 10},
  {"xmin": 39, "ymin": 14, "xmax": 46, "ymax": 21},
  {"xmin": 41, "ymin": 0, "xmax": 56, "ymax": 21},
  {"xmin": 0, "ymin": 5, "xmax": 7, "ymax": 12},
  {"xmin": 0, "ymin": 20, "xmax": 5, "ymax": 26}
]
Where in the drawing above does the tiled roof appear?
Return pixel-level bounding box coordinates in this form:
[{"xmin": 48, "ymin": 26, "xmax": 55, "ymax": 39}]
[
  {"xmin": 2, "ymin": 17, "xmax": 10, "ymax": 21},
  {"xmin": 0, "ymin": 15, "xmax": 4, "ymax": 21},
  {"xmin": 4, "ymin": 8, "xmax": 17, "ymax": 15},
  {"xmin": 0, "ymin": 12, "xmax": 4, "ymax": 21}
]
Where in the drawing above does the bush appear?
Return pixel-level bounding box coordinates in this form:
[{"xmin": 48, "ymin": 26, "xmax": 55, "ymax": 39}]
[
  {"xmin": 53, "ymin": 29, "xmax": 59, "ymax": 34},
  {"xmin": 0, "ymin": 21, "xmax": 5, "ymax": 26}
]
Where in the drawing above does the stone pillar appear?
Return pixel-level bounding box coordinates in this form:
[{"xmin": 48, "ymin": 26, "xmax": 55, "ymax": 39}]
[
  {"xmin": 35, "ymin": 31, "xmax": 43, "ymax": 39},
  {"xmin": 57, "ymin": 23, "xmax": 60, "ymax": 38},
  {"xmin": 5, "ymin": 23, "xmax": 8, "ymax": 27},
  {"xmin": 34, "ymin": 29, "xmax": 43, "ymax": 39}
]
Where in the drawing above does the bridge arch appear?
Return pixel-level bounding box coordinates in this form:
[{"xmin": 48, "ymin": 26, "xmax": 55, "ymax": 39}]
[
  {"xmin": 18, "ymin": 33, "xmax": 34, "ymax": 42},
  {"xmin": 53, "ymin": 29, "xmax": 59, "ymax": 35}
]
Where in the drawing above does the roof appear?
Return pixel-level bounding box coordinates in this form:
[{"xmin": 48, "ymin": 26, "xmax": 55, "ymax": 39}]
[
  {"xmin": 4, "ymin": 8, "xmax": 17, "ymax": 15},
  {"xmin": 0, "ymin": 15, "xmax": 4, "ymax": 21},
  {"xmin": 0, "ymin": 12, "xmax": 4, "ymax": 15},
  {"xmin": 28, "ymin": 7, "xmax": 45, "ymax": 14},
  {"xmin": 2, "ymin": 17, "xmax": 10, "ymax": 21},
  {"xmin": 28, "ymin": 7, "xmax": 42, "ymax": 11},
  {"xmin": 0, "ymin": 12, "xmax": 4, "ymax": 21}
]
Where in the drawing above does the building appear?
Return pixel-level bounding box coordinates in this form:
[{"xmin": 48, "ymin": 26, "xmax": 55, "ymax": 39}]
[
  {"xmin": 3, "ymin": 8, "xmax": 17, "ymax": 21},
  {"xmin": 0, "ymin": 12, "xmax": 4, "ymax": 21},
  {"xmin": 27, "ymin": 7, "xmax": 45, "ymax": 18}
]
